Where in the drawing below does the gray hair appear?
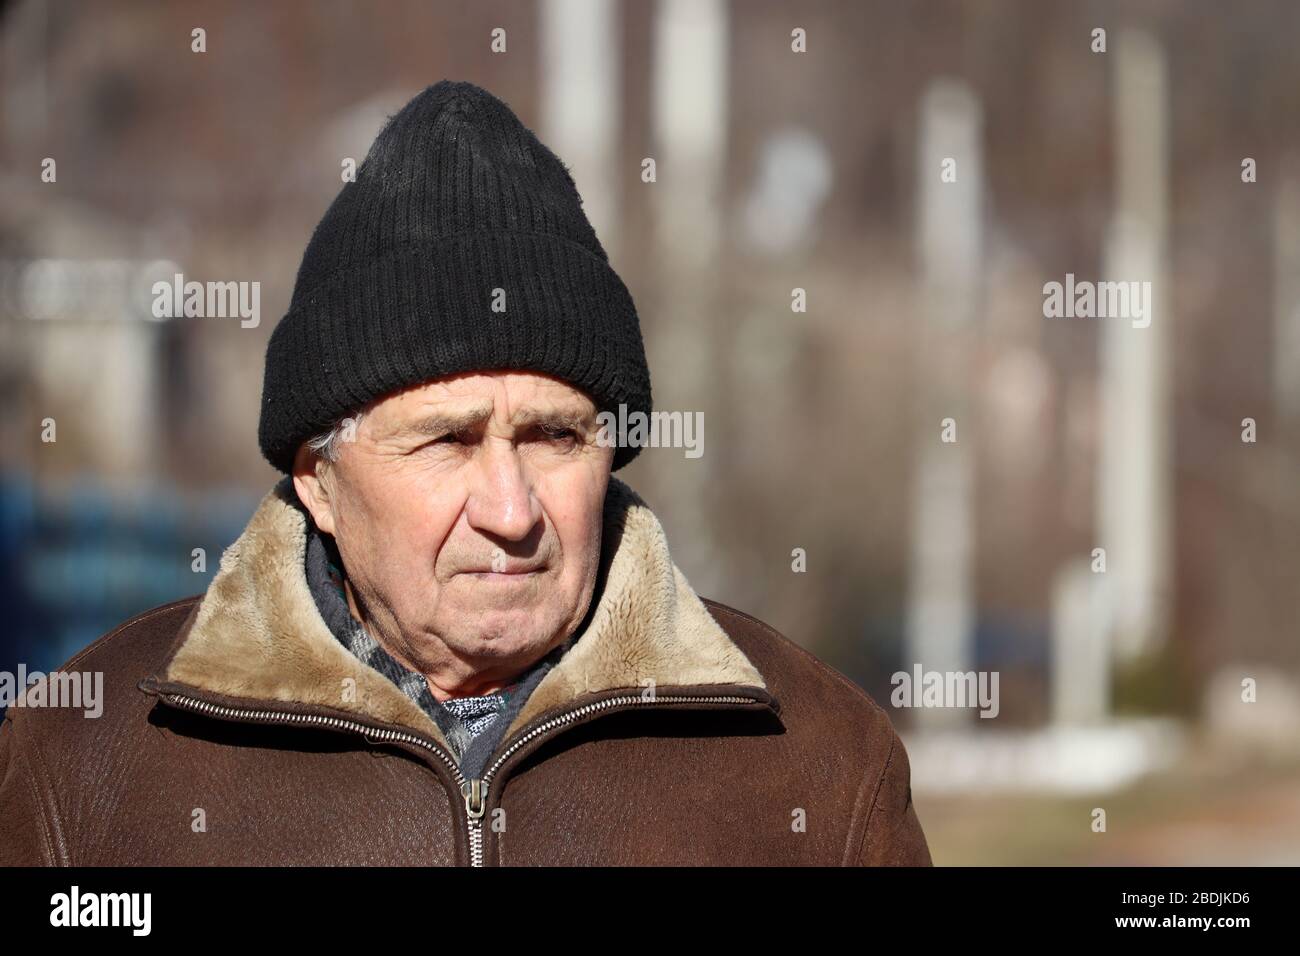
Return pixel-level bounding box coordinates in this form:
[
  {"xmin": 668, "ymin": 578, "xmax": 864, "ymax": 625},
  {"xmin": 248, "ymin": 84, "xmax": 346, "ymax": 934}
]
[{"xmin": 305, "ymin": 410, "xmax": 366, "ymax": 463}]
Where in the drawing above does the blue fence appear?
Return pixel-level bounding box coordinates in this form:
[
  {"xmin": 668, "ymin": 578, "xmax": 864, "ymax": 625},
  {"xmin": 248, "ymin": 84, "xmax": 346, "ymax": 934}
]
[{"xmin": 0, "ymin": 473, "xmax": 259, "ymax": 676}]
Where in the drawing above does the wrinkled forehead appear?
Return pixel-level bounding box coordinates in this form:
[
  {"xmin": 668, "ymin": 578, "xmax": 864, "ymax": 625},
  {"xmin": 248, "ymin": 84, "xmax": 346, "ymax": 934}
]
[{"xmin": 366, "ymin": 371, "xmax": 599, "ymax": 432}]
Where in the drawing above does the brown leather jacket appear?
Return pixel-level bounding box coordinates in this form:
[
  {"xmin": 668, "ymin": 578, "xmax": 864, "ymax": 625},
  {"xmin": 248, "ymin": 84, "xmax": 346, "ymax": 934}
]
[{"xmin": 0, "ymin": 477, "xmax": 931, "ymax": 866}]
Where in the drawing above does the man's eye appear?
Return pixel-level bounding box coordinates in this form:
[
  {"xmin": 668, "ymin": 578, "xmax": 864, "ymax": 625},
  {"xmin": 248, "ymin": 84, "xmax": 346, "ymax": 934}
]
[
  {"xmin": 431, "ymin": 433, "xmax": 465, "ymax": 445},
  {"xmin": 540, "ymin": 426, "xmax": 577, "ymax": 442}
]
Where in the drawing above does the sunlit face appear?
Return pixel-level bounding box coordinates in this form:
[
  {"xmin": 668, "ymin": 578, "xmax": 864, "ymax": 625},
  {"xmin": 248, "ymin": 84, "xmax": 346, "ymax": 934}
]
[{"xmin": 292, "ymin": 370, "xmax": 614, "ymax": 699}]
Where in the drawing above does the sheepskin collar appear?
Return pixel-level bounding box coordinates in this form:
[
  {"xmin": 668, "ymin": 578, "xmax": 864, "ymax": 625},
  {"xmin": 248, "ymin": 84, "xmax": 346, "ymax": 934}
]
[{"xmin": 150, "ymin": 476, "xmax": 770, "ymax": 755}]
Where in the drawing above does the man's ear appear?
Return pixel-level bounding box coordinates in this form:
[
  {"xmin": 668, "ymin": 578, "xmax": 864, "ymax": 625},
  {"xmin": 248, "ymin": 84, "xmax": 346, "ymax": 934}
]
[{"xmin": 292, "ymin": 445, "xmax": 338, "ymax": 536}]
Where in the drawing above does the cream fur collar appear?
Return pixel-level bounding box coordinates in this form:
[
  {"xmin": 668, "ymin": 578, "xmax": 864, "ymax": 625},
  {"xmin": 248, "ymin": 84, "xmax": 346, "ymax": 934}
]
[{"xmin": 154, "ymin": 476, "xmax": 769, "ymax": 754}]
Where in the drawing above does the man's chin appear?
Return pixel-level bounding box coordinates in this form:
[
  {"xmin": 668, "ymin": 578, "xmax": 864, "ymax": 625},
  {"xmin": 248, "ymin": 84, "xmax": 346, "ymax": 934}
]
[{"xmin": 441, "ymin": 610, "xmax": 557, "ymax": 653}]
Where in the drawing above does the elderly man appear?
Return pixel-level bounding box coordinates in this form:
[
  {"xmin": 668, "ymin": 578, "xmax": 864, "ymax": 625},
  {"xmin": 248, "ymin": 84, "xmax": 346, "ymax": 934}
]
[{"xmin": 0, "ymin": 80, "xmax": 930, "ymax": 866}]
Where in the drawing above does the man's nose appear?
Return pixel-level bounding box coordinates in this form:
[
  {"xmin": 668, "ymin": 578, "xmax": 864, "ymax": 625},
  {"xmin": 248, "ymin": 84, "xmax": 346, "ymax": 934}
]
[{"xmin": 463, "ymin": 443, "xmax": 542, "ymax": 542}]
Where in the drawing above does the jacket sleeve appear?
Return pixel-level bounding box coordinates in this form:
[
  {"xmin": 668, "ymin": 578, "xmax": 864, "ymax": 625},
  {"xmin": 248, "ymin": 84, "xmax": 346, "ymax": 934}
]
[
  {"xmin": 0, "ymin": 707, "xmax": 60, "ymax": 866},
  {"xmin": 852, "ymin": 725, "xmax": 933, "ymax": 866}
]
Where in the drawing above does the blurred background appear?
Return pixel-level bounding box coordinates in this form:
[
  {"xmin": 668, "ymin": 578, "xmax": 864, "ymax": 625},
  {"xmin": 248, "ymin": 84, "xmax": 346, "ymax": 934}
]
[{"xmin": 2, "ymin": 0, "xmax": 1298, "ymax": 864}]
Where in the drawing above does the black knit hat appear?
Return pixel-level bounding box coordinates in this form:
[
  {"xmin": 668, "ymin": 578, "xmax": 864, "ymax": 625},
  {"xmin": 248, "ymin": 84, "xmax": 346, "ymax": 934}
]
[{"xmin": 258, "ymin": 79, "xmax": 652, "ymax": 473}]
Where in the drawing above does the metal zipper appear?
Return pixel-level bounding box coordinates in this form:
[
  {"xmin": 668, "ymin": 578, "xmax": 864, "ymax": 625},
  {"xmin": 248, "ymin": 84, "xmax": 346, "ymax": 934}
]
[
  {"xmin": 461, "ymin": 693, "xmax": 760, "ymax": 867},
  {"xmin": 158, "ymin": 690, "xmax": 761, "ymax": 867}
]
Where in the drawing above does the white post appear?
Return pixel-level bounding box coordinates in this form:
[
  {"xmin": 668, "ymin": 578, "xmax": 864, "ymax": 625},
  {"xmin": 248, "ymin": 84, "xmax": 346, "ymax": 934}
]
[
  {"xmin": 906, "ymin": 79, "xmax": 983, "ymax": 729},
  {"xmin": 1098, "ymin": 29, "xmax": 1173, "ymax": 664},
  {"xmin": 646, "ymin": 0, "xmax": 728, "ymax": 593},
  {"xmin": 1051, "ymin": 559, "xmax": 1110, "ymax": 726},
  {"xmin": 539, "ymin": 0, "xmax": 620, "ymax": 255}
]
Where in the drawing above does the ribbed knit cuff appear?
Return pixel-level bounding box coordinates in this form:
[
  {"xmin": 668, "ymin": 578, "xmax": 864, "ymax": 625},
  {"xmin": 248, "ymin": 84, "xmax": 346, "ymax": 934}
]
[{"xmin": 258, "ymin": 231, "xmax": 652, "ymax": 473}]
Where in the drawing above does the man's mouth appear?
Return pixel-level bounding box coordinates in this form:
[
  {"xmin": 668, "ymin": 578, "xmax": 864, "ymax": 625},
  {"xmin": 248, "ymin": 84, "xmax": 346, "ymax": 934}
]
[
  {"xmin": 463, "ymin": 570, "xmax": 543, "ymax": 587},
  {"xmin": 462, "ymin": 564, "xmax": 545, "ymax": 578}
]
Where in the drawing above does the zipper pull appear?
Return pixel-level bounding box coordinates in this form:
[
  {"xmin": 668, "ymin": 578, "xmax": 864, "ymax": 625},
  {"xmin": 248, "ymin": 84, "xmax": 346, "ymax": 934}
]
[{"xmin": 461, "ymin": 779, "xmax": 486, "ymax": 821}]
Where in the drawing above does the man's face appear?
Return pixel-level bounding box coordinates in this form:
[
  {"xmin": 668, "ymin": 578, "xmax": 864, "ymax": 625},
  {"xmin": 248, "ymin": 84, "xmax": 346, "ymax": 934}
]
[{"xmin": 292, "ymin": 370, "xmax": 614, "ymax": 697}]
